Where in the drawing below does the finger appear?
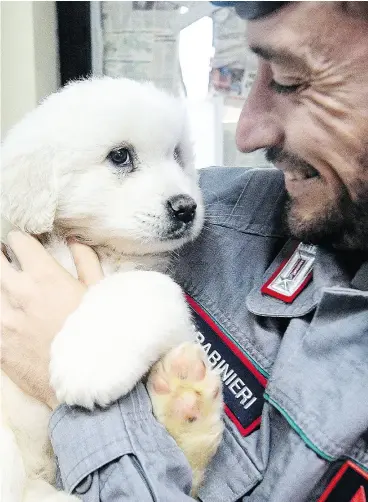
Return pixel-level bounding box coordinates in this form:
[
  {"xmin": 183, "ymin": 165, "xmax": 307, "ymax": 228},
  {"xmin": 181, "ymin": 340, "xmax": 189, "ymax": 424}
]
[
  {"xmin": 0, "ymin": 250, "xmax": 21, "ymax": 291},
  {"xmin": 1, "ymin": 291, "xmax": 24, "ymax": 338},
  {"xmin": 7, "ymin": 231, "xmax": 57, "ymax": 273},
  {"xmin": 2, "ymin": 242, "xmax": 21, "ymax": 271},
  {"xmin": 69, "ymin": 241, "xmax": 104, "ymax": 286}
]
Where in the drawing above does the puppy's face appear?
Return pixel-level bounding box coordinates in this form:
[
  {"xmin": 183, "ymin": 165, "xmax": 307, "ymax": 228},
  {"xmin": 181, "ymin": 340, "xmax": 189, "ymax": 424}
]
[{"xmin": 2, "ymin": 78, "xmax": 204, "ymax": 255}]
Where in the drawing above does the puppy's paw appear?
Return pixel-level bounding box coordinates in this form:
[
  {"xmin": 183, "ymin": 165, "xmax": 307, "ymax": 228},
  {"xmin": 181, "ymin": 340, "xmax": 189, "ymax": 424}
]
[
  {"xmin": 24, "ymin": 479, "xmax": 80, "ymax": 502},
  {"xmin": 50, "ymin": 271, "xmax": 195, "ymax": 409},
  {"xmin": 147, "ymin": 342, "xmax": 223, "ymax": 493},
  {"xmin": 50, "ymin": 342, "xmax": 137, "ymax": 409}
]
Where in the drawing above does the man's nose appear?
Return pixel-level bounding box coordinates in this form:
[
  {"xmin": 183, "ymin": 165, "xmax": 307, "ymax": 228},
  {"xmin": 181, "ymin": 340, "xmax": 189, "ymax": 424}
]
[{"xmin": 236, "ymin": 64, "xmax": 284, "ymax": 153}]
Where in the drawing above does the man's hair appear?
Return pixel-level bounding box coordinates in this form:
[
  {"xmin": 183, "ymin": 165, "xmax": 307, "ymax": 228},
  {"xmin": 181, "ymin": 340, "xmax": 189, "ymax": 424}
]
[
  {"xmin": 213, "ymin": 1, "xmax": 368, "ymax": 21},
  {"xmin": 211, "ymin": 1, "xmax": 288, "ymax": 20}
]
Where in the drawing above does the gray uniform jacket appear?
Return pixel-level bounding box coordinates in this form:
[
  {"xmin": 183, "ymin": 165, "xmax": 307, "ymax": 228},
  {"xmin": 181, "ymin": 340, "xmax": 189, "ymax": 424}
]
[{"xmin": 50, "ymin": 167, "xmax": 368, "ymax": 502}]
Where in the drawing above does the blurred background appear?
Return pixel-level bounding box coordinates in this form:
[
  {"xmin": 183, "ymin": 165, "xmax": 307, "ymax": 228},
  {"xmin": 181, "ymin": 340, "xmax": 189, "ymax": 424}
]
[{"xmin": 1, "ymin": 1, "xmax": 269, "ymax": 169}]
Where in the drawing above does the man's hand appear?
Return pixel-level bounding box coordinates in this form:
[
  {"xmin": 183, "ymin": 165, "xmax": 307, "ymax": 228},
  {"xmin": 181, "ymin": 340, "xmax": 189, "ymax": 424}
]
[{"xmin": 1, "ymin": 232, "xmax": 103, "ymax": 409}]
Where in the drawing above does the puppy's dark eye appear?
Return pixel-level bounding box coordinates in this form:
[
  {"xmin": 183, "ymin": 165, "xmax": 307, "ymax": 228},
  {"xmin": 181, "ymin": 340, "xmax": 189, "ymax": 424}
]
[{"xmin": 108, "ymin": 148, "xmax": 132, "ymax": 167}]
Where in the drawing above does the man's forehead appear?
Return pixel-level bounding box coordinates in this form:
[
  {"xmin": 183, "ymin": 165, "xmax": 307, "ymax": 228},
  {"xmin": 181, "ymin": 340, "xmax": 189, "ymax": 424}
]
[
  {"xmin": 245, "ymin": 2, "xmax": 331, "ymax": 69},
  {"xmin": 245, "ymin": 3, "xmax": 294, "ymax": 44},
  {"xmin": 245, "ymin": 4, "xmax": 306, "ymax": 68},
  {"xmin": 246, "ymin": 3, "xmax": 368, "ymax": 89}
]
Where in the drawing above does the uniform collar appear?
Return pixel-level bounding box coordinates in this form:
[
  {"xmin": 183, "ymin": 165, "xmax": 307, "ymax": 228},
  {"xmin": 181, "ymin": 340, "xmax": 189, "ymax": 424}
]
[
  {"xmin": 246, "ymin": 240, "xmax": 367, "ymax": 318},
  {"xmin": 351, "ymin": 258, "xmax": 368, "ymax": 291}
]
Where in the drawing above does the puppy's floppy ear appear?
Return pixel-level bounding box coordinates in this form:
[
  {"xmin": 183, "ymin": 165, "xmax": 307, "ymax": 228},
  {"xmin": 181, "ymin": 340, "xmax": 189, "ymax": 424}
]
[{"xmin": 1, "ymin": 147, "xmax": 57, "ymax": 234}]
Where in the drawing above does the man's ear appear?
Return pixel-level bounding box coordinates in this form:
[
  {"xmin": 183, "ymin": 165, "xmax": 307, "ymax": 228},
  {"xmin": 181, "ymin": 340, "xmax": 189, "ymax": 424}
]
[{"xmin": 1, "ymin": 148, "xmax": 57, "ymax": 234}]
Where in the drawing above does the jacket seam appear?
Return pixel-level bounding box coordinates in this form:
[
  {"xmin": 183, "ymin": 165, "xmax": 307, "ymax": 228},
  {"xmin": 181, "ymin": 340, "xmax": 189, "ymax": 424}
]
[
  {"xmin": 100, "ymin": 463, "xmax": 119, "ymax": 496},
  {"xmin": 198, "ymin": 289, "xmax": 274, "ymax": 370},
  {"xmin": 267, "ymin": 385, "xmax": 347, "ymax": 456},
  {"xmin": 64, "ymin": 438, "xmax": 130, "ymax": 487},
  {"xmin": 208, "ymin": 221, "xmax": 286, "ymax": 239}
]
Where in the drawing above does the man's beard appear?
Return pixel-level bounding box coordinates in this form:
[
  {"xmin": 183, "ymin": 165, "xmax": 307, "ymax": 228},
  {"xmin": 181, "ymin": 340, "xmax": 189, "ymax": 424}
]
[
  {"xmin": 266, "ymin": 147, "xmax": 368, "ymax": 250},
  {"xmin": 285, "ymin": 187, "xmax": 368, "ymax": 250}
]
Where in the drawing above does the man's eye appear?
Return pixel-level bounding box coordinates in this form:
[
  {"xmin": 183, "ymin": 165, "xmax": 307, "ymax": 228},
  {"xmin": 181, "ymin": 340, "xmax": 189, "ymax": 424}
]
[{"xmin": 269, "ymin": 79, "xmax": 303, "ymax": 94}]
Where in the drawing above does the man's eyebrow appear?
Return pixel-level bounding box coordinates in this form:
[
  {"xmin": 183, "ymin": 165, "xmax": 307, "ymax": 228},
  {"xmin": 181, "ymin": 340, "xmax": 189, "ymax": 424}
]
[{"xmin": 250, "ymin": 45, "xmax": 307, "ymax": 68}]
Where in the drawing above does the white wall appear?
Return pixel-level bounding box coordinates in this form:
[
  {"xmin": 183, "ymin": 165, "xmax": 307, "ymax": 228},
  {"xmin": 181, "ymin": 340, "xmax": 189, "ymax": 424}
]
[{"xmin": 1, "ymin": 1, "xmax": 59, "ymax": 139}]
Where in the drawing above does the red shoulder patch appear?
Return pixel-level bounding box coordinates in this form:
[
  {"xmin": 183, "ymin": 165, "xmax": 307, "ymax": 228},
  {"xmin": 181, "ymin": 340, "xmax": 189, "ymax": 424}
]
[{"xmin": 319, "ymin": 461, "xmax": 368, "ymax": 502}]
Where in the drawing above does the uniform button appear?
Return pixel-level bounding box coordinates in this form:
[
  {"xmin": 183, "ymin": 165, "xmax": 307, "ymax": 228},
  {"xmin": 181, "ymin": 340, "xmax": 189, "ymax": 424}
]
[{"xmin": 75, "ymin": 474, "xmax": 92, "ymax": 494}]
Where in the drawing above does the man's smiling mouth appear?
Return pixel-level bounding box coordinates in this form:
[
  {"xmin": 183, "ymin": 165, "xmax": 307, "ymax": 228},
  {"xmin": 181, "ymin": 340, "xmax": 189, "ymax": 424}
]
[
  {"xmin": 277, "ymin": 163, "xmax": 320, "ymax": 181},
  {"xmin": 266, "ymin": 147, "xmax": 321, "ymax": 181},
  {"xmin": 274, "ymin": 163, "xmax": 322, "ymax": 198}
]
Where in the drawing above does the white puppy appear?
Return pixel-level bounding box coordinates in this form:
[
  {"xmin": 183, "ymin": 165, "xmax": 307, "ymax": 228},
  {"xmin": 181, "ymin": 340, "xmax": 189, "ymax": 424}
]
[{"xmin": 1, "ymin": 78, "xmax": 223, "ymax": 501}]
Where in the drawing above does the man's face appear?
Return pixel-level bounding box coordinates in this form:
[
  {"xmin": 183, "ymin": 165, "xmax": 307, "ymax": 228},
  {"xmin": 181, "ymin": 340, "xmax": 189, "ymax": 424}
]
[{"xmin": 236, "ymin": 2, "xmax": 368, "ymax": 249}]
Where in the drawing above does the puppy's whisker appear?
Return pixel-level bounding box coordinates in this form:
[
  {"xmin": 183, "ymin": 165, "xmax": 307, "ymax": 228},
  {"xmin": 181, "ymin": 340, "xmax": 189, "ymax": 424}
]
[{"xmin": 133, "ymin": 212, "xmax": 162, "ymax": 220}]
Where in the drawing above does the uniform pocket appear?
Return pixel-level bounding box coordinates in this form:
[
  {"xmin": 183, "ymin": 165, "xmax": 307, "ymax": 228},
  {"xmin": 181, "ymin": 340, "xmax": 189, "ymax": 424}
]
[{"xmin": 198, "ymin": 419, "xmax": 263, "ymax": 502}]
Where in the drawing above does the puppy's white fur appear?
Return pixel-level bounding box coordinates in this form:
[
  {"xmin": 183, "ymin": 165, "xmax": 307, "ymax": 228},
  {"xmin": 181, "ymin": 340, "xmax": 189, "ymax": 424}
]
[
  {"xmin": 1, "ymin": 78, "xmax": 207, "ymax": 500},
  {"xmin": 50, "ymin": 271, "xmax": 196, "ymax": 409}
]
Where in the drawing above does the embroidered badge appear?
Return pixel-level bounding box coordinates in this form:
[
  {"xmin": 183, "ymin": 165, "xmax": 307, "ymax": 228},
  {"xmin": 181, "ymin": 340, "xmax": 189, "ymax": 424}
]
[
  {"xmin": 261, "ymin": 242, "xmax": 316, "ymax": 303},
  {"xmin": 319, "ymin": 461, "xmax": 368, "ymax": 502},
  {"xmin": 186, "ymin": 295, "xmax": 267, "ymax": 436}
]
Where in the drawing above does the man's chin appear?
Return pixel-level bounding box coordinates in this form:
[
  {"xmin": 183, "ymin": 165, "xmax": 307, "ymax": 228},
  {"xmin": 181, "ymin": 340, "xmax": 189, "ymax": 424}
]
[
  {"xmin": 285, "ymin": 204, "xmax": 332, "ymax": 246},
  {"xmin": 284, "ymin": 195, "xmax": 368, "ymax": 250}
]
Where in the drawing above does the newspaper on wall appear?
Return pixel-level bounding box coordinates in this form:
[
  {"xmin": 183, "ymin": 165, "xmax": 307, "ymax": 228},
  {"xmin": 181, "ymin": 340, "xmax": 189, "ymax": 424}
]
[
  {"xmin": 102, "ymin": 1, "xmax": 185, "ymax": 94},
  {"xmin": 209, "ymin": 5, "xmax": 269, "ymax": 168},
  {"xmin": 210, "ymin": 6, "xmax": 258, "ymax": 97}
]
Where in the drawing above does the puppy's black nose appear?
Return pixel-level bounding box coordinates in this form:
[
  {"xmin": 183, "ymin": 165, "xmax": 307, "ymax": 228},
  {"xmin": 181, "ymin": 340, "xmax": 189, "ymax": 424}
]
[{"xmin": 167, "ymin": 195, "xmax": 197, "ymax": 223}]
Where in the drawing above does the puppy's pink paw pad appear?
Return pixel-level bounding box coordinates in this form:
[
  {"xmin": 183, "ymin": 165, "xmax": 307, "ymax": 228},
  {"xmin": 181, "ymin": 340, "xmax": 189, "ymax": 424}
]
[
  {"xmin": 151, "ymin": 375, "xmax": 170, "ymax": 394},
  {"xmin": 148, "ymin": 342, "xmax": 222, "ymax": 424},
  {"xmin": 165, "ymin": 343, "xmax": 206, "ymax": 382},
  {"xmin": 147, "ymin": 342, "xmax": 224, "ymax": 496},
  {"xmin": 172, "ymin": 390, "xmax": 200, "ymax": 422}
]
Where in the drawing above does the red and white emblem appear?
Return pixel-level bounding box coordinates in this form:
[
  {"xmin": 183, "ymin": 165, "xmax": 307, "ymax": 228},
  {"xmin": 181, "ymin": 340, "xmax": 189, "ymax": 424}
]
[{"xmin": 261, "ymin": 243, "xmax": 316, "ymax": 303}]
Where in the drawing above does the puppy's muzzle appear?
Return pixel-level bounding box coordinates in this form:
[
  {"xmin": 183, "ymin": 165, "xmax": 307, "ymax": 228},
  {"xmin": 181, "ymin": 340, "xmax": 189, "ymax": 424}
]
[{"xmin": 167, "ymin": 195, "xmax": 197, "ymax": 224}]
